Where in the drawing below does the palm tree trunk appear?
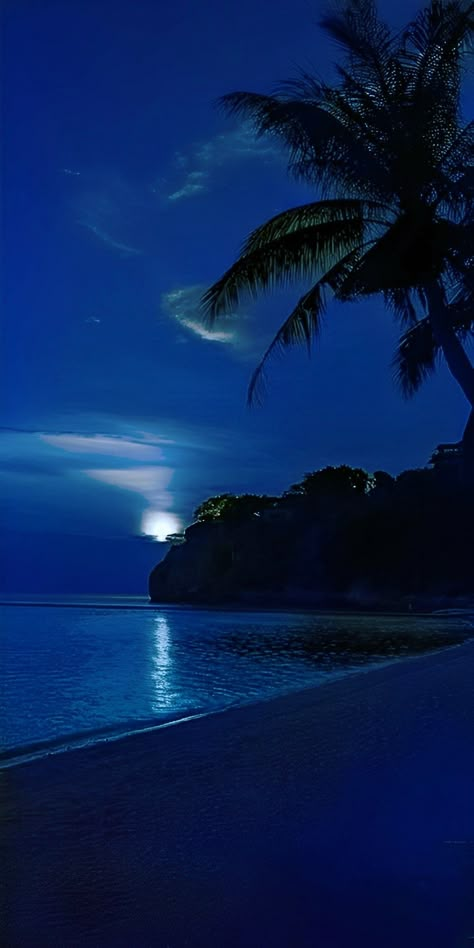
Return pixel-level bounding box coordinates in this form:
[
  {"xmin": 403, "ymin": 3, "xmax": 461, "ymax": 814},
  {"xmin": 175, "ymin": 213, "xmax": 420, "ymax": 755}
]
[{"xmin": 425, "ymin": 283, "xmax": 474, "ymax": 409}]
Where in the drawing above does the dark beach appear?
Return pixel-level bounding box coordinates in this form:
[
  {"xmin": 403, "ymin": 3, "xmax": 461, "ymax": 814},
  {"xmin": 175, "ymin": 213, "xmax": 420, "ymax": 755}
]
[{"xmin": 3, "ymin": 640, "xmax": 474, "ymax": 947}]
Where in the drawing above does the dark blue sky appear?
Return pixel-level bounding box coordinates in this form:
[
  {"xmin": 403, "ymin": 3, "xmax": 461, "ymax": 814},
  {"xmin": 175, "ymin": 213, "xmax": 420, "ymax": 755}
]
[{"xmin": 2, "ymin": 0, "xmax": 472, "ymax": 590}]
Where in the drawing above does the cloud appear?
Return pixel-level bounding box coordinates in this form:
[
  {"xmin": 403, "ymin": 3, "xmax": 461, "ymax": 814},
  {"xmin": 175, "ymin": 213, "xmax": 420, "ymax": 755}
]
[
  {"xmin": 160, "ymin": 283, "xmax": 277, "ymax": 360},
  {"xmin": 196, "ymin": 123, "xmax": 282, "ymax": 166},
  {"xmin": 84, "ymin": 466, "xmax": 173, "ymax": 492},
  {"xmin": 84, "ymin": 465, "xmax": 175, "ymax": 511},
  {"xmin": 37, "ymin": 432, "xmax": 179, "ymax": 514},
  {"xmin": 39, "ymin": 433, "xmax": 166, "ymax": 461},
  {"xmin": 168, "ymin": 170, "xmax": 208, "ymax": 202},
  {"xmin": 0, "ymin": 419, "xmax": 231, "ymax": 464},
  {"xmin": 163, "ymin": 122, "xmax": 283, "ymax": 202},
  {"xmin": 162, "ymin": 285, "xmax": 238, "ymax": 345},
  {"xmin": 0, "ymin": 426, "xmax": 176, "ymax": 491},
  {"xmin": 77, "ymin": 220, "xmax": 142, "ymax": 256},
  {"xmin": 68, "ymin": 173, "xmax": 148, "ymax": 256},
  {"xmin": 0, "ymin": 425, "xmax": 183, "ymax": 536}
]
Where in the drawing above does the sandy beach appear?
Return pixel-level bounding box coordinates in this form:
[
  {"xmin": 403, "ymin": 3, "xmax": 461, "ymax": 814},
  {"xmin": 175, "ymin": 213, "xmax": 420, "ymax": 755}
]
[{"xmin": 3, "ymin": 640, "xmax": 474, "ymax": 947}]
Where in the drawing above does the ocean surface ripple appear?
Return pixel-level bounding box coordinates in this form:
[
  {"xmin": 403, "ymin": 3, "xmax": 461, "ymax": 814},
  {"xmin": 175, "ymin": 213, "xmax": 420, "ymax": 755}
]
[{"xmin": 1, "ymin": 598, "xmax": 471, "ymax": 765}]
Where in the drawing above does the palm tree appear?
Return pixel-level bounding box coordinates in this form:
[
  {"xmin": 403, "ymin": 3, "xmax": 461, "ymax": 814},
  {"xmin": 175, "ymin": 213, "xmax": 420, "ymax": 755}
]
[{"xmin": 201, "ymin": 0, "xmax": 474, "ymax": 464}]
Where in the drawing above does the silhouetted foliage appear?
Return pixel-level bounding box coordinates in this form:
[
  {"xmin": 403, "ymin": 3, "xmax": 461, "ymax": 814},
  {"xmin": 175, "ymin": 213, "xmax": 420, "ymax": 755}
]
[
  {"xmin": 202, "ymin": 0, "xmax": 474, "ymax": 445},
  {"xmin": 287, "ymin": 465, "xmax": 373, "ymax": 497},
  {"xmin": 151, "ymin": 461, "xmax": 474, "ymax": 604},
  {"xmin": 194, "ymin": 493, "xmax": 277, "ymax": 522},
  {"xmin": 372, "ymin": 470, "xmax": 395, "ymax": 493}
]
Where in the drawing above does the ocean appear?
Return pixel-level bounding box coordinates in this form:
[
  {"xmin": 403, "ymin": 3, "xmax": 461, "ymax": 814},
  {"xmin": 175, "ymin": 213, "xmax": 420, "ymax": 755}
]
[{"xmin": 1, "ymin": 597, "xmax": 471, "ymax": 766}]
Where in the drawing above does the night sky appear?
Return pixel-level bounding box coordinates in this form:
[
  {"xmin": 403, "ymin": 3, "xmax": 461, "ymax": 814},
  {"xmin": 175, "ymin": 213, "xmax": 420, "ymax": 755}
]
[{"xmin": 2, "ymin": 0, "xmax": 472, "ymax": 592}]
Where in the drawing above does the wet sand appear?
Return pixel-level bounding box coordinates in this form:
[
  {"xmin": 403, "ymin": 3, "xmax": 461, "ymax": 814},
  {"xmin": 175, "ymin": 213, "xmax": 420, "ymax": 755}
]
[{"xmin": 2, "ymin": 642, "xmax": 474, "ymax": 947}]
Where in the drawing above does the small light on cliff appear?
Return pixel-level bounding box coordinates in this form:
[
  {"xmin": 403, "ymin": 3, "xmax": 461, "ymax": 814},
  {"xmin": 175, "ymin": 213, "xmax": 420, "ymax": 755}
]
[{"xmin": 141, "ymin": 509, "xmax": 182, "ymax": 542}]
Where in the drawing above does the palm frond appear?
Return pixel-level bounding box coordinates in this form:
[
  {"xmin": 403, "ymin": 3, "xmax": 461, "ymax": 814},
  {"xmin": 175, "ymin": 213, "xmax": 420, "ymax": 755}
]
[
  {"xmin": 433, "ymin": 121, "xmax": 474, "ymax": 212},
  {"xmin": 217, "ymin": 91, "xmax": 299, "ymax": 137},
  {"xmin": 247, "ymin": 283, "xmax": 327, "ymax": 405},
  {"xmin": 448, "ymin": 264, "xmax": 474, "ymax": 315},
  {"xmin": 394, "ymin": 318, "xmax": 439, "ymax": 395},
  {"xmin": 274, "ymin": 71, "xmax": 325, "ymax": 102},
  {"xmin": 403, "ymin": 1, "xmax": 473, "ymax": 139},
  {"xmin": 394, "ymin": 296, "xmax": 474, "ymax": 396},
  {"xmin": 383, "ymin": 288, "xmax": 420, "ymax": 326},
  {"xmin": 219, "ymin": 90, "xmax": 393, "ymax": 200},
  {"xmin": 320, "ymin": 0, "xmax": 395, "ymax": 101},
  {"xmin": 247, "ymin": 243, "xmax": 376, "ymax": 404},
  {"xmin": 404, "ymin": 0, "xmax": 474, "ymax": 69},
  {"xmin": 402, "ymin": 0, "xmax": 473, "ymax": 108},
  {"xmin": 240, "ymin": 199, "xmax": 390, "ymax": 256},
  {"xmin": 201, "ymin": 220, "xmax": 365, "ymax": 321},
  {"xmin": 443, "ymin": 219, "xmax": 474, "ymax": 273},
  {"xmin": 391, "ymin": 3, "xmax": 474, "ymax": 192}
]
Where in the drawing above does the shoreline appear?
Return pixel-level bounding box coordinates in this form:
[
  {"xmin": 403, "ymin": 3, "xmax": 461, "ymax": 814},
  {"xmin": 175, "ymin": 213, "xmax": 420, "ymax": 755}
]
[
  {"xmin": 4, "ymin": 639, "xmax": 474, "ymax": 946},
  {"xmin": 2, "ymin": 595, "xmax": 474, "ymax": 618},
  {"xmin": 2, "ymin": 637, "xmax": 470, "ymax": 773}
]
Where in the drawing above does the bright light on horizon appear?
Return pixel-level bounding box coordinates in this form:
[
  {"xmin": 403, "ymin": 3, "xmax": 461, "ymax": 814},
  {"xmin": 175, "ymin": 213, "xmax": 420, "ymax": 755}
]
[{"xmin": 141, "ymin": 509, "xmax": 182, "ymax": 542}]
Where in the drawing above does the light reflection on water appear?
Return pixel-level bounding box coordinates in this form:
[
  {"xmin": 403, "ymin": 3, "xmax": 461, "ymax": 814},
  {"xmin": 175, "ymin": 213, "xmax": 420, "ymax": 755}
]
[
  {"xmin": 1, "ymin": 604, "xmax": 471, "ymax": 752},
  {"xmin": 150, "ymin": 614, "xmax": 176, "ymax": 711}
]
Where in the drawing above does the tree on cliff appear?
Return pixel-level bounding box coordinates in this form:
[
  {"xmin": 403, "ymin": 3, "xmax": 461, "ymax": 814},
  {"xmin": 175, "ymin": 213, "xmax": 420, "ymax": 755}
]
[
  {"xmin": 287, "ymin": 465, "xmax": 374, "ymax": 498},
  {"xmin": 202, "ymin": 0, "xmax": 474, "ymax": 459},
  {"xmin": 194, "ymin": 493, "xmax": 277, "ymax": 522}
]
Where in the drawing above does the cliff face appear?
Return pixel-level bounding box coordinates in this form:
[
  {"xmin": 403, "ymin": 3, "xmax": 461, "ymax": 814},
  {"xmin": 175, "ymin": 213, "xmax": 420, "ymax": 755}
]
[
  {"xmin": 149, "ymin": 482, "xmax": 474, "ymax": 608},
  {"xmin": 149, "ymin": 517, "xmax": 300, "ymax": 604}
]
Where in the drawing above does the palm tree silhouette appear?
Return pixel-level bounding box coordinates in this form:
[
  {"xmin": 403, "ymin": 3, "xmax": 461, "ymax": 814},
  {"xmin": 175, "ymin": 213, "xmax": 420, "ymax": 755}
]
[{"xmin": 202, "ymin": 0, "xmax": 473, "ymax": 461}]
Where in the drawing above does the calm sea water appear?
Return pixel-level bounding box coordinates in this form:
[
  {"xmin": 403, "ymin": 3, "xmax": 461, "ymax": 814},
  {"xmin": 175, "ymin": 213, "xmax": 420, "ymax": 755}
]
[{"xmin": 1, "ymin": 598, "xmax": 471, "ymax": 761}]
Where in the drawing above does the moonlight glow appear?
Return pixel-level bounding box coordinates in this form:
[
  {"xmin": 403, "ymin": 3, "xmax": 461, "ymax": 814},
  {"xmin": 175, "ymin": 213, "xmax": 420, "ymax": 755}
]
[{"xmin": 141, "ymin": 509, "xmax": 183, "ymax": 542}]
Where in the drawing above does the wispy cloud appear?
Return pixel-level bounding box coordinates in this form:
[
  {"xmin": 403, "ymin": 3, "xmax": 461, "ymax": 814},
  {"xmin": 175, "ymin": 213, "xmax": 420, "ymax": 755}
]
[
  {"xmin": 168, "ymin": 170, "xmax": 208, "ymax": 202},
  {"xmin": 162, "ymin": 286, "xmax": 238, "ymax": 344},
  {"xmin": 196, "ymin": 123, "xmax": 282, "ymax": 166},
  {"xmin": 39, "ymin": 432, "xmax": 178, "ymax": 514},
  {"xmin": 163, "ymin": 122, "xmax": 283, "ymax": 203},
  {"xmin": 66, "ymin": 173, "xmax": 148, "ymax": 256},
  {"xmin": 1, "ymin": 427, "xmax": 176, "ymax": 490},
  {"xmin": 160, "ymin": 283, "xmax": 275, "ymax": 360},
  {"xmin": 0, "ymin": 426, "xmax": 181, "ymax": 536},
  {"xmin": 84, "ymin": 465, "xmax": 175, "ymax": 511},
  {"xmin": 0, "ymin": 420, "xmax": 233, "ymax": 463},
  {"xmin": 76, "ymin": 220, "xmax": 142, "ymax": 256},
  {"xmin": 39, "ymin": 433, "xmax": 166, "ymax": 461}
]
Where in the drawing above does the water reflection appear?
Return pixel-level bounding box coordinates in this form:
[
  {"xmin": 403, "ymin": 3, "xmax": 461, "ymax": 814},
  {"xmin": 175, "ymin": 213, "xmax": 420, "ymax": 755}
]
[
  {"xmin": 150, "ymin": 614, "xmax": 176, "ymax": 710},
  {"xmin": 217, "ymin": 621, "xmax": 469, "ymax": 666}
]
